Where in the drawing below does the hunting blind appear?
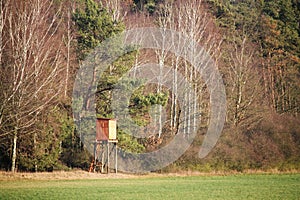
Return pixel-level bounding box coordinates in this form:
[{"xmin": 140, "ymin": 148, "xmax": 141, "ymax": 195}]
[{"xmin": 91, "ymin": 118, "xmax": 118, "ymax": 173}]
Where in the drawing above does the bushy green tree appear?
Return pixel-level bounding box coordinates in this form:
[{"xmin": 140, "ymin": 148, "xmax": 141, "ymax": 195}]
[
  {"xmin": 73, "ymin": 0, "xmax": 169, "ymax": 156},
  {"xmin": 73, "ymin": 0, "xmax": 124, "ymax": 60}
]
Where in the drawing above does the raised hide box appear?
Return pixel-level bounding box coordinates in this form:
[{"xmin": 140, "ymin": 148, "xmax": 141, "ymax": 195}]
[{"xmin": 96, "ymin": 118, "xmax": 117, "ymax": 141}]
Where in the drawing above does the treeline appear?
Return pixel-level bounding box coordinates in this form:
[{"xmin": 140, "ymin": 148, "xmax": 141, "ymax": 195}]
[
  {"xmin": 168, "ymin": 0, "xmax": 300, "ymax": 172},
  {"xmin": 0, "ymin": 0, "xmax": 299, "ymax": 172}
]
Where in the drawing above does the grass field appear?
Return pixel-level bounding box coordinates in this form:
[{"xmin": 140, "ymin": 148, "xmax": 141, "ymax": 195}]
[{"xmin": 0, "ymin": 173, "xmax": 299, "ymax": 200}]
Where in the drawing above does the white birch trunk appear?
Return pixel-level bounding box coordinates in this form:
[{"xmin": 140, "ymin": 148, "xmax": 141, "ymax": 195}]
[{"xmin": 11, "ymin": 128, "xmax": 17, "ymax": 172}]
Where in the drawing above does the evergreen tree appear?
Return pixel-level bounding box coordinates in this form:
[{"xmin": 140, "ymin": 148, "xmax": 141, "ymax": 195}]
[
  {"xmin": 72, "ymin": 0, "xmax": 168, "ymax": 155},
  {"xmin": 73, "ymin": 0, "xmax": 124, "ymax": 60}
]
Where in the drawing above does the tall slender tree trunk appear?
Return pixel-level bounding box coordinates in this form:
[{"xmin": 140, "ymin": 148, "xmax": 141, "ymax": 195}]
[
  {"xmin": 183, "ymin": 60, "xmax": 188, "ymax": 136},
  {"xmin": 193, "ymin": 87, "xmax": 197, "ymax": 133},
  {"xmin": 170, "ymin": 56, "xmax": 179, "ymax": 133},
  {"xmin": 157, "ymin": 58, "xmax": 163, "ymax": 138},
  {"xmin": 11, "ymin": 127, "xmax": 18, "ymax": 172},
  {"xmin": 34, "ymin": 132, "xmax": 37, "ymax": 172},
  {"xmin": 267, "ymin": 53, "xmax": 276, "ymax": 111},
  {"xmin": 170, "ymin": 61, "xmax": 174, "ymax": 128},
  {"xmin": 173, "ymin": 57, "xmax": 179, "ymax": 131}
]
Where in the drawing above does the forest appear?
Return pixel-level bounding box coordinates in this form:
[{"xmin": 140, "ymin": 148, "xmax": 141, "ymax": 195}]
[{"xmin": 0, "ymin": 0, "xmax": 299, "ymax": 172}]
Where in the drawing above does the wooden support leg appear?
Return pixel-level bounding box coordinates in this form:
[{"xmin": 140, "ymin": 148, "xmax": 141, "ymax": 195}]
[
  {"xmin": 101, "ymin": 142, "xmax": 104, "ymax": 173},
  {"xmin": 107, "ymin": 142, "xmax": 110, "ymax": 174},
  {"xmin": 115, "ymin": 142, "xmax": 118, "ymax": 174}
]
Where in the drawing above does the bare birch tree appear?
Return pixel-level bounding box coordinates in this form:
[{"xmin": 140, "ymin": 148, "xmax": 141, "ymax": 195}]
[
  {"xmin": 103, "ymin": 0, "xmax": 129, "ymax": 23},
  {"xmin": 0, "ymin": 0, "xmax": 65, "ymax": 172},
  {"xmin": 227, "ymin": 36, "xmax": 261, "ymax": 127},
  {"xmin": 62, "ymin": 1, "xmax": 77, "ymax": 99},
  {"xmin": 166, "ymin": 0, "xmax": 221, "ymax": 136},
  {"xmin": 0, "ymin": 0, "xmax": 9, "ymax": 130}
]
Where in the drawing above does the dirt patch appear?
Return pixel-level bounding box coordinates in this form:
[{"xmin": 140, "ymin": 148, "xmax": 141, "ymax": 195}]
[
  {"xmin": 0, "ymin": 170, "xmax": 234, "ymax": 181},
  {"xmin": 0, "ymin": 170, "xmax": 139, "ymax": 181}
]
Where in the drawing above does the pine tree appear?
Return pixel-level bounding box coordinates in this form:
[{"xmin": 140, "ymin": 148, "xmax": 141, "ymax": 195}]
[{"xmin": 73, "ymin": 0, "xmax": 124, "ymax": 60}]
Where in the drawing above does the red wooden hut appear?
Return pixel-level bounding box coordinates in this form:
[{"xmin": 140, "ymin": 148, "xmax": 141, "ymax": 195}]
[{"xmin": 96, "ymin": 118, "xmax": 117, "ymax": 141}]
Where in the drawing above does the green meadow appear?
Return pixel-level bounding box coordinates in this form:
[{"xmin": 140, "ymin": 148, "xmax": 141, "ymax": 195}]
[{"xmin": 0, "ymin": 174, "xmax": 299, "ymax": 200}]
